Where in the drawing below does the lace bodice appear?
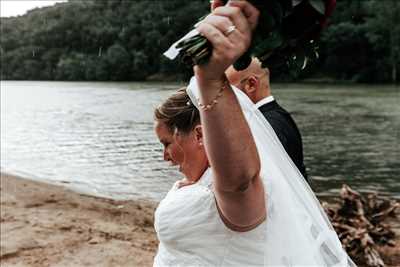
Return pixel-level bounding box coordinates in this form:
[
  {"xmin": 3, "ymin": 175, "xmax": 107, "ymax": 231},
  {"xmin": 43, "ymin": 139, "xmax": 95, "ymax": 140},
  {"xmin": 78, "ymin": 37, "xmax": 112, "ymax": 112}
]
[{"xmin": 154, "ymin": 168, "xmax": 267, "ymax": 267}]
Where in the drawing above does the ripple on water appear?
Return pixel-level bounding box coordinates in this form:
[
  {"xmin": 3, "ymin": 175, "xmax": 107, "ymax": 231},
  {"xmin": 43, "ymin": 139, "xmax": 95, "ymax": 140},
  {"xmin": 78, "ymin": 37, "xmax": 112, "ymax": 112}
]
[{"xmin": 1, "ymin": 81, "xmax": 399, "ymax": 201}]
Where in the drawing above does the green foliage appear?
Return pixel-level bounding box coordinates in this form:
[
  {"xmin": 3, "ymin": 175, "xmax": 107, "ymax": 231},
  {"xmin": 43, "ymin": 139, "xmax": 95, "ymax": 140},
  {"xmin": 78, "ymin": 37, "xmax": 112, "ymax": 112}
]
[
  {"xmin": 309, "ymin": 0, "xmax": 325, "ymax": 15},
  {"xmin": 106, "ymin": 44, "xmax": 131, "ymax": 81},
  {"xmin": 0, "ymin": 0, "xmax": 398, "ymax": 83},
  {"xmin": 363, "ymin": 1, "xmax": 400, "ymax": 83},
  {"xmin": 319, "ymin": 0, "xmax": 399, "ymax": 83},
  {"xmin": 1, "ymin": 0, "xmax": 208, "ymax": 81}
]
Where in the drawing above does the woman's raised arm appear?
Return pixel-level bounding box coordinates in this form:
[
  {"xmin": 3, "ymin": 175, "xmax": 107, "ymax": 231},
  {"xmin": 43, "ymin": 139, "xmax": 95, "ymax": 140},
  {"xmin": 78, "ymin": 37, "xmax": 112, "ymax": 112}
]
[{"xmin": 194, "ymin": 1, "xmax": 266, "ymax": 231}]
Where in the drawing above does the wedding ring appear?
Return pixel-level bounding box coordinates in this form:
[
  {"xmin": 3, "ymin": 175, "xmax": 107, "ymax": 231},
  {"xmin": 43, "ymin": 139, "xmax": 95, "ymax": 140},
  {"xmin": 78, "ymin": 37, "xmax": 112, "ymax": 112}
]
[{"xmin": 224, "ymin": 25, "xmax": 236, "ymax": 36}]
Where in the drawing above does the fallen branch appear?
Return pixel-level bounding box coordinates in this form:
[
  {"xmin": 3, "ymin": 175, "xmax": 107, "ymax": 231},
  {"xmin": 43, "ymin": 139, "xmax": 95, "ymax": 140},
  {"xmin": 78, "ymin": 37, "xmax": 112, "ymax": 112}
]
[{"xmin": 323, "ymin": 185, "xmax": 399, "ymax": 267}]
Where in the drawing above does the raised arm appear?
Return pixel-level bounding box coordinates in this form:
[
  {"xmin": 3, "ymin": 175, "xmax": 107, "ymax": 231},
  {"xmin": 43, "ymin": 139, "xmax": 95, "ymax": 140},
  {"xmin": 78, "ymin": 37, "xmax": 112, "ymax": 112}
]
[{"xmin": 195, "ymin": 1, "xmax": 265, "ymax": 231}]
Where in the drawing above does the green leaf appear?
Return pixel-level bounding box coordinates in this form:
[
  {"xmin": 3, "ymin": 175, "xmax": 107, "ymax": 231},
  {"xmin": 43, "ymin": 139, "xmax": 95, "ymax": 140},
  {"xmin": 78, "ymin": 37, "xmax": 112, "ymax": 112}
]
[
  {"xmin": 309, "ymin": 0, "xmax": 325, "ymax": 15},
  {"xmin": 253, "ymin": 30, "xmax": 284, "ymax": 56}
]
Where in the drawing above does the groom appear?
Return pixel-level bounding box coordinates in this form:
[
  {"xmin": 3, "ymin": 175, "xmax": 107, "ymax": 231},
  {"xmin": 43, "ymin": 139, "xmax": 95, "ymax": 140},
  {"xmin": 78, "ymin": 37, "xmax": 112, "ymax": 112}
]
[
  {"xmin": 225, "ymin": 58, "xmax": 308, "ymax": 181},
  {"xmin": 210, "ymin": 0, "xmax": 308, "ymax": 180}
]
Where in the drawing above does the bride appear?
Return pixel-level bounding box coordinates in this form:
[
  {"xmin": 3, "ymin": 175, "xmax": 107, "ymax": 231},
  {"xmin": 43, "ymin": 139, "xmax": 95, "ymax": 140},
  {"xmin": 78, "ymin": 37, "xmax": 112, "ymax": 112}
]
[{"xmin": 153, "ymin": 1, "xmax": 355, "ymax": 266}]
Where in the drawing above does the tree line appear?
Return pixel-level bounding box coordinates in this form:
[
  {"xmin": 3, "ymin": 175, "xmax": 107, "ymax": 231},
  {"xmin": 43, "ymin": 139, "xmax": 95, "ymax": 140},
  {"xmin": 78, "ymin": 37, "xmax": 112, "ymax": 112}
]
[{"xmin": 1, "ymin": 0, "xmax": 398, "ymax": 83}]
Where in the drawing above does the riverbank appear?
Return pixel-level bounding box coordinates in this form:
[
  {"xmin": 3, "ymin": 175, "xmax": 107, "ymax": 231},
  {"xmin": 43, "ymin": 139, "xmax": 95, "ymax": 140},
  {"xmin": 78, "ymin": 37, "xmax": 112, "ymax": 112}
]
[
  {"xmin": 1, "ymin": 173, "xmax": 399, "ymax": 266},
  {"xmin": 0, "ymin": 173, "xmax": 158, "ymax": 267}
]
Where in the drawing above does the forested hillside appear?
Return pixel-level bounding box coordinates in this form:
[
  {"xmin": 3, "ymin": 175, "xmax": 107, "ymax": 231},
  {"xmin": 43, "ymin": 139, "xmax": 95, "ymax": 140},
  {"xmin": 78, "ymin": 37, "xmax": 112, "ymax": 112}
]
[{"xmin": 1, "ymin": 0, "xmax": 398, "ymax": 82}]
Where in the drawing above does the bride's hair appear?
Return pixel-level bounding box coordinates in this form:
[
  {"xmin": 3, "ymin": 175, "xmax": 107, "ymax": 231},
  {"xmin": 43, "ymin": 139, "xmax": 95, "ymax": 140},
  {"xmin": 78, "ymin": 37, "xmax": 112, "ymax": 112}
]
[{"xmin": 154, "ymin": 87, "xmax": 200, "ymax": 133}]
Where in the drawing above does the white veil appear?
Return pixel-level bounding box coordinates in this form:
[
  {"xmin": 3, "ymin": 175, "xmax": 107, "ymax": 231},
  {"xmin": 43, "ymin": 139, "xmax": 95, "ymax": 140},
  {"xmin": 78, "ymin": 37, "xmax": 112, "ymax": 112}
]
[{"xmin": 187, "ymin": 76, "xmax": 356, "ymax": 266}]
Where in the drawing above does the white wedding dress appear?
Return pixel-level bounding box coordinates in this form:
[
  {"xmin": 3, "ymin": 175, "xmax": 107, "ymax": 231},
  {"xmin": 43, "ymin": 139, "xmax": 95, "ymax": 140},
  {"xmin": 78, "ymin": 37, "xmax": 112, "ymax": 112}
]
[
  {"xmin": 153, "ymin": 77, "xmax": 356, "ymax": 267},
  {"xmin": 154, "ymin": 168, "xmax": 268, "ymax": 266}
]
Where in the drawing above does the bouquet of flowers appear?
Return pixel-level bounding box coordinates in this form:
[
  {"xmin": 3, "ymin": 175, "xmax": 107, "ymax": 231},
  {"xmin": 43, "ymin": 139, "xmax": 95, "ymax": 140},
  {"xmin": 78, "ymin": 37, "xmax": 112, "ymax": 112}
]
[{"xmin": 164, "ymin": 0, "xmax": 336, "ymax": 72}]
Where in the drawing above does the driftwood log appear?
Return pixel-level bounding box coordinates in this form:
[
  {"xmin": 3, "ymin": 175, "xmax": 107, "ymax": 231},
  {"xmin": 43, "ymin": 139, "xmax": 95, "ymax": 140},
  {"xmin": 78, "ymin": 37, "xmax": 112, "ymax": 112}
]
[{"xmin": 322, "ymin": 185, "xmax": 399, "ymax": 267}]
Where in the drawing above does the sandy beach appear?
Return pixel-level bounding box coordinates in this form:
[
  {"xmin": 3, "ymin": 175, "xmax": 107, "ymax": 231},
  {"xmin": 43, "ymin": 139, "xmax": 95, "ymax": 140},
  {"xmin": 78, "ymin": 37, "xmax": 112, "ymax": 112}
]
[
  {"xmin": 0, "ymin": 173, "xmax": 158, "ymax": 267},
  {"xmin": 1, "ymin": 172, "xmax": 399, "ymax": 267}
]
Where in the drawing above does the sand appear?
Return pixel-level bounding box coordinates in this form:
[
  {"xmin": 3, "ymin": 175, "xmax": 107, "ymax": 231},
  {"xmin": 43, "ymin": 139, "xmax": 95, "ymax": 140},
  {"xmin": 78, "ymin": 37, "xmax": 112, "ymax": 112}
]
[
  {"xmin": 0, "ymin": 173, "xmax": 158, "ymax": 267},
  {"xmin": 1, "ymin": 172, "xmax": 399, "ymax": 267}
]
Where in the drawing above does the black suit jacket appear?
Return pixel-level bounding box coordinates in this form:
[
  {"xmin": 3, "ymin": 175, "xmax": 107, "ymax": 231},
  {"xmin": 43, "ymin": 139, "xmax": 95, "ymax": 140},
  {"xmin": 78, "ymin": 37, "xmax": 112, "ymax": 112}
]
[{"xmin": 258, "ymin": 100, "xmax": 308, "ymax": 181}]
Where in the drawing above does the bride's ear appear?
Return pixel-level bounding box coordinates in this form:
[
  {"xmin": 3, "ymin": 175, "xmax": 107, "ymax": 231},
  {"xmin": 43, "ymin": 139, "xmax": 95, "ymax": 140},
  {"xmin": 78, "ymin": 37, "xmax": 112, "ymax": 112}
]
[{"xmin": 194, "ymin": 125, "xmax": 203, "ymax": 146}]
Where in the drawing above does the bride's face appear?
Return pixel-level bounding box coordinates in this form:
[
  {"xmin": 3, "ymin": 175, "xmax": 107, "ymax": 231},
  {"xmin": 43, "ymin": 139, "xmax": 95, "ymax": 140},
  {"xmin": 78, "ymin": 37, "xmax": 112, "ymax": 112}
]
[{"xmin": 155, "ymin": 121, "xmax": 208, "ymax": 182}]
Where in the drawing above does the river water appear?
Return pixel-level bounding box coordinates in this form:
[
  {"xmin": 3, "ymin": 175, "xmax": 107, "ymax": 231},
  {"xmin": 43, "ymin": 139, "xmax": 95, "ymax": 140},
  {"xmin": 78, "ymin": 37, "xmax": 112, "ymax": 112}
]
[{"xmin": 1, "ymin": 81, "xmax": 399, "ymax": 201}]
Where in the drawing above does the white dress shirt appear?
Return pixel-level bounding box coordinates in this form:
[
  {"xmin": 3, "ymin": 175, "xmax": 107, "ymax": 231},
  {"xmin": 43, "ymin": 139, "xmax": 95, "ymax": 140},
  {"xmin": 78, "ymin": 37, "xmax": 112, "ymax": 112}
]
[{"xmin": 255, "ymin": 95, "xmax": 275, "ymax": 109}]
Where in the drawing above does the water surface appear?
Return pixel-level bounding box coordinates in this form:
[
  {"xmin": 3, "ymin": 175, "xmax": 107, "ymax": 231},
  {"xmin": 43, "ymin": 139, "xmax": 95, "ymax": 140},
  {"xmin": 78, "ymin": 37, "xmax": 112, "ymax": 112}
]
[{"xmin": 1, "ymin": 81, "xmax": 399, "ymax": 200}]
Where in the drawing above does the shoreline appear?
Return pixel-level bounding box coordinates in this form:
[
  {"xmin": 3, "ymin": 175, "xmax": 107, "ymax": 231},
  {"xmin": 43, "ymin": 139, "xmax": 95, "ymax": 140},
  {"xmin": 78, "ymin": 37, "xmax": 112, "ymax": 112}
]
[
  {"xmin": 1, "ymin": 172, "xmax": 399, "ymax": 266},
  {"xmin": 0, "ymin": 172, "xmax": 158, "ymax": 267}
]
